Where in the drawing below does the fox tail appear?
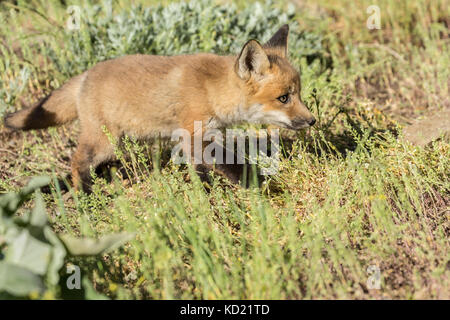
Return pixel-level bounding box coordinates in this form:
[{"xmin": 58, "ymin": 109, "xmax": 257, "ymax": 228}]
[{"xmin": 4, "ymin": 73, "xmax": 86, "ymax": 130}]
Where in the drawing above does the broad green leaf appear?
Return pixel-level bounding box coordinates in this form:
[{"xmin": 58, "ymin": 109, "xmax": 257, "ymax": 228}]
[
  {"xmin": 0, "ymin": 176, "xmax": 50, "ymax": 216},
  {"xmin": 20, "ymin": 176, "xmax": 51, "ymax": 196},
  {"xmin": 5, "ymin": 229, "xmax": 52, "ymax": 275},
  {"xmin": 14, "ymin": 211, "xmax": 30, "ymax": 226},
  {"xmin": 44, "ymin": 227, "xmax": 67, "ymax": 286},
  {"xmin": 0, "ymin": 262, "xmax": 44, "ymax": 296},
  {"xmin": 30, "ymin": 191, "xmax": 48, "ymax": 227},
  {"xmin": 59, "ymin": 232, "xmax": 135, "ymax": 256},
  {"xmin": 0, "ymin": 192, "xmax": 21, "ymax": 216}
]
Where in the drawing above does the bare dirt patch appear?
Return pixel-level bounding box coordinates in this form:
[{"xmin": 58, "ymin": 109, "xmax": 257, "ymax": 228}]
[{"xmin": 403, "ymin": 109, "xmax": 450, "ymax": 146}]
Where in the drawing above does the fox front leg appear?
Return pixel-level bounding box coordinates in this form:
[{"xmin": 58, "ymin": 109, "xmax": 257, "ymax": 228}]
[{"xmin": 71, "ymin": 131, "xmax": 115, "ymax": 192}]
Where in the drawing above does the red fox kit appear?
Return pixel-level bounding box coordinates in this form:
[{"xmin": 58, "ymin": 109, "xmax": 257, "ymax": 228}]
[{"xmin": 4, "ymin": 25, "xmax": 315, "ymax": 190}]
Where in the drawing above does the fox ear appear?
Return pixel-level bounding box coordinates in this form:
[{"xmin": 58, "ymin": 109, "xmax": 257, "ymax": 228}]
[
  {"xmin": 264, "ymin": 24, "xmax": 289, "ymax": 58},
  {"xmin": 235, "ymin": 40, "xmax": 270, "ymax": 80}
]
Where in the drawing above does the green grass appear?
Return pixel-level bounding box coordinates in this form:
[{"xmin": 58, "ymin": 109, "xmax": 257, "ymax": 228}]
[{"xmin": 0, "ymin": 0, "xmax": 449, "ymax": 299}]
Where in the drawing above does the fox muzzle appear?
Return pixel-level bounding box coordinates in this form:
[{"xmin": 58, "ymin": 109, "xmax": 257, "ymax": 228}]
[{"xmin": 290, "ymin": 116, "xmax": 316, "ymax": 129}]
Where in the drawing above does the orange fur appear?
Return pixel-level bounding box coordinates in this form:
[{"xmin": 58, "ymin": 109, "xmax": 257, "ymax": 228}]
[{"xmin": 3, "ymin": 25, "xmax": 315, "ymax": 190}]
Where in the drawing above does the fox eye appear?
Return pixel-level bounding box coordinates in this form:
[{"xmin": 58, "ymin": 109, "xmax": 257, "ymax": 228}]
[{"xmin": 277, "ymin": 94, "xmax": 290, "ymax": 104}]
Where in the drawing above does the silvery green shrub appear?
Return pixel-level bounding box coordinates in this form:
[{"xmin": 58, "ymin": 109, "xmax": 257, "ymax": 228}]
[
  {"xmin": 0, "ymin": 177, "xmax": 133, "ymax": 299},
  {"xmin": 50, "ymin": 0, "xmax": 323, "ymax": 77}
]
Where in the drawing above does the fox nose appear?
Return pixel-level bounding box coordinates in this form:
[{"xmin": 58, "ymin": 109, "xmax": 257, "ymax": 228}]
[{"xmin": 308, "ymin": 118, "xmax": 316, "ymax": 126}]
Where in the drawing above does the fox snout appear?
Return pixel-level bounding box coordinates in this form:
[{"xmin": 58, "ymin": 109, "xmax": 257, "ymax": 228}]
[
  {"xmin": 288, "ymin": 101, "xmax": 316, "ymax": 130},
  {"xmin": 290, "ymin": 116, "xmax": 316, "ymax": 129}
]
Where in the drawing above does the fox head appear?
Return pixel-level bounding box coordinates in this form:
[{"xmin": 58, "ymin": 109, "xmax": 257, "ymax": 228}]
[{"xmin": 234, "ymin": 25, "xmax": 316, "ymax": 129}]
